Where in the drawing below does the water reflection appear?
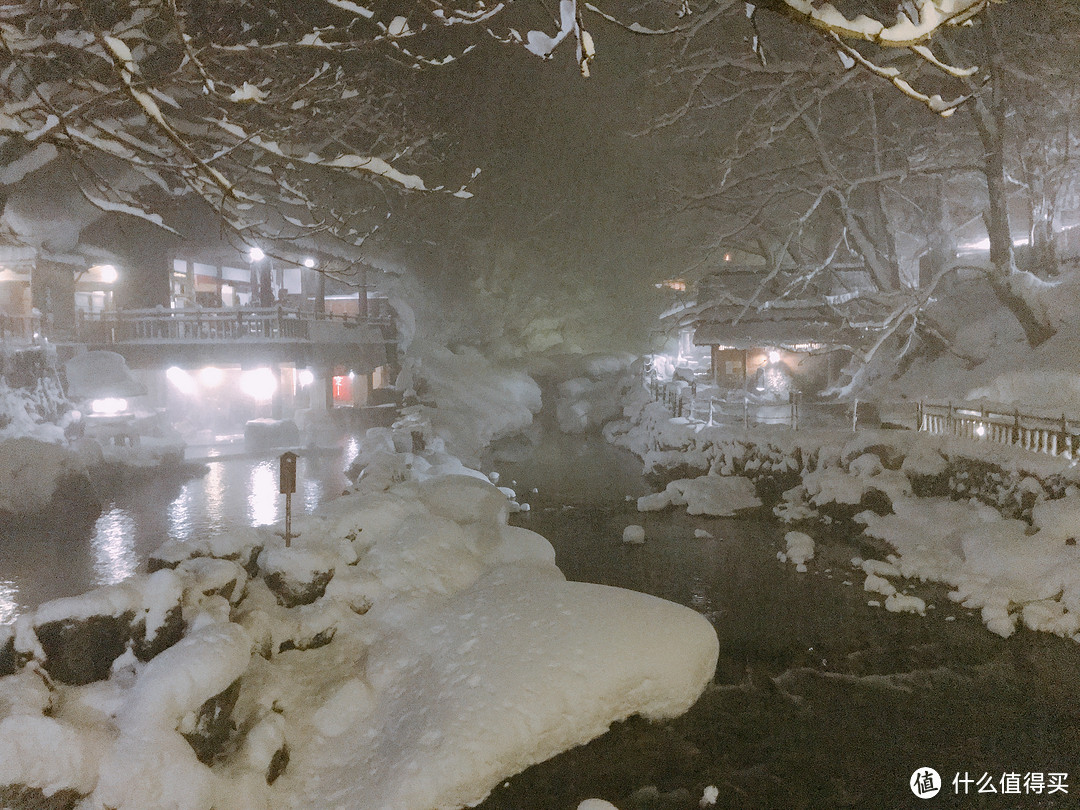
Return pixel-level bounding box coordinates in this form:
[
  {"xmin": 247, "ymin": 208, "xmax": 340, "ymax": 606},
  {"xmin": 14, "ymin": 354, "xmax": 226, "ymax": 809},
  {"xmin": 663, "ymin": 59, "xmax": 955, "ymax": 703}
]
[
  {"xmin": 248, "ymin": 461, "xmax": 279, "ymax": 526},
  {"xmin": 0, "ymin": 582, "xmax": 17, "ymax": 626},
  {"xmin": 168, "ymin": 481, "xmax": 193, "ymax": 538},
  {"xmin": 91, "ymin": 510, "xmax": 138, "ymax": 585},
  {"xmin": 2, "ymin": 438, "xmax": 357, "ymax": 621},
  {"xmin": 204, "ymin": 461, "xmax": 224, "ymax": 527}
]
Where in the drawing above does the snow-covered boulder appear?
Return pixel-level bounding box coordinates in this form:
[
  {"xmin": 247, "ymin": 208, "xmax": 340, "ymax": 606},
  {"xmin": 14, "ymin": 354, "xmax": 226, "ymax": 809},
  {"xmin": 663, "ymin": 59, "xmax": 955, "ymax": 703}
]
[
  {"xmin": 0, "ymin": 436, "xmax": 98, "ymax": 524},
  {"xmin": 638, "ymin": 474, "xmax": 762, "ymax": 516}
]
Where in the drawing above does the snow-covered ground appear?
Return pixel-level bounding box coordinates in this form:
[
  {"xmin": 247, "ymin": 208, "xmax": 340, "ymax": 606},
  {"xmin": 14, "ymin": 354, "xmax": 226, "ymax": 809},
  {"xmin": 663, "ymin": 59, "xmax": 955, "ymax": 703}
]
[
  {"xmin": 0, "ymin": 352, "xmax": 719, "ymax": 809},
  {"xmin": 610, "ymin": 394, "xmax": 1080, "ymax": 644}
]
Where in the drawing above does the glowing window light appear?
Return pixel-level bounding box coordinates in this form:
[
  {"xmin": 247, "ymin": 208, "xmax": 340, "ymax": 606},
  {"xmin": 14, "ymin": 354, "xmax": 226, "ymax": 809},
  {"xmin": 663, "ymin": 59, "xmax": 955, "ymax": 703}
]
[
  {"xmin": 240, "ymin": 367, "xmax": 277, "ymax": 401},
  {"xmin": 298, "ymin": 369, "xmax": 314, "ymax": 387},
  {"xmin": 199, "ymin": 367, "xmax": 225, "ymax": 388},
  {"xmin": 167, "ymin": 366, "xmax": 198, "ymax": 396},
  {"xmin": 248, "ymin": 247, "xmax": 265, "ymax": 262},
  {"xmin": 90, "ymin": 397, "xmax": 128, "ymax": 415},
  {"xmin": 98, "ymin": 264, "xmax": 118, "ymax": 284}
]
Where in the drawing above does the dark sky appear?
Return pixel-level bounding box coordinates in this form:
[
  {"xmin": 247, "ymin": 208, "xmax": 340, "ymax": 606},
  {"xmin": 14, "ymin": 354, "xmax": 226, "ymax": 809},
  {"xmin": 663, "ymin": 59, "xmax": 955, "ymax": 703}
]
[{"xmin": 365, "ymin": 12, "xmax": 719, "ymax": 354}]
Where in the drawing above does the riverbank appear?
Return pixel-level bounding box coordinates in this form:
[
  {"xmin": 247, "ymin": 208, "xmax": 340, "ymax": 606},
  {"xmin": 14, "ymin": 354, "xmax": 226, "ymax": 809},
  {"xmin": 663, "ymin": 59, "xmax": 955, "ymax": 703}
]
[
  {"xmin": 480, "ymin": 428, "xmax": 1080, "ymax": 810},
  {"xmin": 608, "ymin": 397, "xmax": 1080, "ymax": 643},
  {"xmin": 0, "ymin": 428, "xmax": 718, "ymax": 810}
]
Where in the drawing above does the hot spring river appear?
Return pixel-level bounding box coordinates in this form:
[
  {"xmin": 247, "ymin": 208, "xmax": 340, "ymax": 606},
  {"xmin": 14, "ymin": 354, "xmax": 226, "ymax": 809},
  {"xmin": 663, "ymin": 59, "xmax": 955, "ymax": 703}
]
[{"xmin": 4, "ymin": 431, "xmax": 1080, "ymax": 809}]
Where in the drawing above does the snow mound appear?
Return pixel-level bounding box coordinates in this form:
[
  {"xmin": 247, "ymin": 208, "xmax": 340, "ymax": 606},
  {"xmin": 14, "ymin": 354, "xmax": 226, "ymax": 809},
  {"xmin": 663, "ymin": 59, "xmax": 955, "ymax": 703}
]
[
  {"xmin": 638, "ymin": 474, "xmax": 761, "ymax": 516},
  {"xmin": 0, "ymin": 471, "xmax": 718, "ymax": 809},
  {"xmin": 306, "ymin": 565, "xmax": 719, "ymax": 810}
]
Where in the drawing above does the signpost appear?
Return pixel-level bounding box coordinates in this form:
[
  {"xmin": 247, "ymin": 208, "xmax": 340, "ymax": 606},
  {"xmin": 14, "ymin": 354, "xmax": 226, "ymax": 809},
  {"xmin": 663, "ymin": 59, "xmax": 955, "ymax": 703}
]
[{"xmin": 279, "ymin": 451, "xmax": 297, "ymax": 546}]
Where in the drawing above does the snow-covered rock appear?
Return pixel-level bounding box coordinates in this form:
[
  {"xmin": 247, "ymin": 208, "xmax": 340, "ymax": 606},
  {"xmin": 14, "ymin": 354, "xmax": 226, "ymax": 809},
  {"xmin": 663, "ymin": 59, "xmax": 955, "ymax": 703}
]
[{"xmin": 0, "ymin": 471, "xmax": 719, "ymax": 809}]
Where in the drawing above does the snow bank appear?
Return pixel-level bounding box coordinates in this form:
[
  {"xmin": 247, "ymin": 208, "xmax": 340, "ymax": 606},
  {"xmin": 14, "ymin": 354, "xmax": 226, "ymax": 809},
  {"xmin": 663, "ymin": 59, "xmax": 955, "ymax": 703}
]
[
  {"xmin": 554, "ymin": 354, "xmax": 639, "ymax": 434},
  {"xmin": 612, "ymin": 386, "xmax": 1080, "ymax": 643},
  {"xmin": 308, "ymin": 565, "xmax": 718, "ymax": 810},
  {"xmin": 64, "ymin": 350, "xmax": 146, "ymax": 399},
  {"xmin": 869, "ymin": 269, "xmax": 1080, "ymax": 415},
  {"xmin": 1, "ymin": 469, "xmax": 718, "ymax": 808},
  {"xmin": 859, "ymin": 488, "xmax": 1080, "ymax": 638}
]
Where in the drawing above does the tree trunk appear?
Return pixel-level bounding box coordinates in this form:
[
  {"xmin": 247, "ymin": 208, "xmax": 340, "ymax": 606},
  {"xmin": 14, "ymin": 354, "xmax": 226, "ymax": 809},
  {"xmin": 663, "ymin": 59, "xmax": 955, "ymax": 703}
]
[{"xmin": 971, "ymin": 54, "xmax": 1056, "ymax": 347}]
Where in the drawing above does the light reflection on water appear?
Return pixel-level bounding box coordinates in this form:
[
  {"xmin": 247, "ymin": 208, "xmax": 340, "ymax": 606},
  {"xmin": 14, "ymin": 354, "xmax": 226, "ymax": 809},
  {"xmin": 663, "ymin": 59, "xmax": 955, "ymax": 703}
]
[
  {"xmin": 249, "ymin": 461, "xmax": 279, "ymax": 526},
  {"xmin": 0, "ymin": 582, "xmax": 17, "ymax": 626},
  {"xmin": 2, "ymin": 441, "xmax": 355, "ymax": 621},
  {"xmin": 91, "ymin": 510, "xmax": 138, "ymax": 585}
]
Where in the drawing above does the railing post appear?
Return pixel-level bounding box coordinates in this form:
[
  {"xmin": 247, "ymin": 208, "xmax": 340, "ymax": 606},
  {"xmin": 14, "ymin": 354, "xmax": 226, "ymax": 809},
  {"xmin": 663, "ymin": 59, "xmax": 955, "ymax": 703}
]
[
  {"xmin": 743, "ymin": 392, "xmax": 749, "ymax": 429},
  {"xmin": 708, "ymin": 398, "xmax": 714, "ymax": 427},
  {"xmin": 1012, "ymin": 409, "xmax": 1021, "ymax": 446},
  {"xmin": 277, "ymin": 305, "xmax": 284, "ymax": 338}
]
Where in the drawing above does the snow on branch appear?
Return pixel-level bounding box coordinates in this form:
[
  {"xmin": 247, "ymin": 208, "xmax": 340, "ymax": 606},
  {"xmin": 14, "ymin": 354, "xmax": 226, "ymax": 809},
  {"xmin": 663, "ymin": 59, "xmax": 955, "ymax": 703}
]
[
  {"xmin": 0, "ymin": 0, "xmax": 487, "ymax": 250},
  {"xmin": 749, "ymin": 0, "xmax": 989, "ymax": 115},
  {"xmin": 759, "ymin": 0, "xmax": 990, "ymax": 47}
]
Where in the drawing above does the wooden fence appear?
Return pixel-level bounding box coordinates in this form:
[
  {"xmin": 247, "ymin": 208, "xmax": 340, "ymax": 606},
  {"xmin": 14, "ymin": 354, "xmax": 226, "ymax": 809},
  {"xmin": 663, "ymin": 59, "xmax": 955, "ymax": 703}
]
[
  {"xmin": 653, "ymin": 380, "xmax": 1080, "ymax": 459},
  {"xmin": 917, "ymin": 401, "xmax": 1080, "ymax": 459}
]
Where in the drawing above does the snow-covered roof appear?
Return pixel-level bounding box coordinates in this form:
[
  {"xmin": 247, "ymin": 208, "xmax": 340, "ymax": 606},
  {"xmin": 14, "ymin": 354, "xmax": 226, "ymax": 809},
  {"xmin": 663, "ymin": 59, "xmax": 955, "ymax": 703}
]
[{"xmin": 691, "ymin": 301, "xmax": 856, "ymax": 349}]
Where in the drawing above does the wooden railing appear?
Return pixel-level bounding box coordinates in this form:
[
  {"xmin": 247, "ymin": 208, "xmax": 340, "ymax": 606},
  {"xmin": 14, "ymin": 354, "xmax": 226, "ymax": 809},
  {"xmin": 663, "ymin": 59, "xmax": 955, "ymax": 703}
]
[
  {"xmin": 653, "ymin": 381, "xmax": 827, "ymax": 430},
  {"xmin": 74, "ymin": 306, "xmax": 391, "ymax": 344},
  {"xmin": 917, "ymin": 401, "xmax": 1080, "ymax": 459}
]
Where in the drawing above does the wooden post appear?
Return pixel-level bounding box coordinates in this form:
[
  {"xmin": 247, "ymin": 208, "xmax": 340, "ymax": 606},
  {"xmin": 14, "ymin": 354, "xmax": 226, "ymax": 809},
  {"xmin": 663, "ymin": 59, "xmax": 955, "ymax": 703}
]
[{"xmin": 280, "ymin": 451, "xmax": 297, "ymax": 547}]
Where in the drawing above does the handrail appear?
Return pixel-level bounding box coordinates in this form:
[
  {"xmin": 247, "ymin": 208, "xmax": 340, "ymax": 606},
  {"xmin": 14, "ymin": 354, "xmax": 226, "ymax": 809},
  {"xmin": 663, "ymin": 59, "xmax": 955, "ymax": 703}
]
[
  {"xmin": 917, "ymin": 399, "xmax": 1080, "ymax": 459},
  {"xmin": 74, "ymin": 306, "xmax": 393, "ymax": 344}
]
